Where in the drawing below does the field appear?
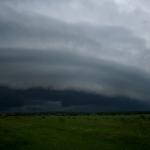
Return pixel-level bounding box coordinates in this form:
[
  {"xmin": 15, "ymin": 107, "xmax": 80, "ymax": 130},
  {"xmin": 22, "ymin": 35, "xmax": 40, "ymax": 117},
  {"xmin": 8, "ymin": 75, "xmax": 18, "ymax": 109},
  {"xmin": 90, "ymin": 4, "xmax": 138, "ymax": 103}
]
[{"xmin": 0, "ymin": 114, "xmax": 150, "ymax": 150}]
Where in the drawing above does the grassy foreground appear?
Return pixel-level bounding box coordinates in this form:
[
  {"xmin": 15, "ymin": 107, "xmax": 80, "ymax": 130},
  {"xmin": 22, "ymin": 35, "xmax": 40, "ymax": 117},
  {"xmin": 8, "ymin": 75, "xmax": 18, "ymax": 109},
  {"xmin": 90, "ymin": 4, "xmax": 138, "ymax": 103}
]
[{"xmin": 0, "ymin": 114, "xmax": 150, "ymax": 150}]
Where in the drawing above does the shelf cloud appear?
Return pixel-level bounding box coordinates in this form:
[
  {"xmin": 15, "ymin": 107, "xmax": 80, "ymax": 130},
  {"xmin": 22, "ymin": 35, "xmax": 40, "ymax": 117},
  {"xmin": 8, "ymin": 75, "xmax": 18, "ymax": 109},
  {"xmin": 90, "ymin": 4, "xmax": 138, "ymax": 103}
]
[{"xmin": 0, "ymin": 0, "xmax": 150, "ymax": 111}]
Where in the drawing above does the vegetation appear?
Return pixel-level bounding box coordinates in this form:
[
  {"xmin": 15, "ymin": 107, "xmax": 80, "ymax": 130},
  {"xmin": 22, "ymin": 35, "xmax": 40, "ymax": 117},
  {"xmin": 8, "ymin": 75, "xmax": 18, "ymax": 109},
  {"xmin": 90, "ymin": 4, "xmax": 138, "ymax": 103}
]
[{"xmin": 0, "ymin": 114, "xmax": 150, "ymax": 150}]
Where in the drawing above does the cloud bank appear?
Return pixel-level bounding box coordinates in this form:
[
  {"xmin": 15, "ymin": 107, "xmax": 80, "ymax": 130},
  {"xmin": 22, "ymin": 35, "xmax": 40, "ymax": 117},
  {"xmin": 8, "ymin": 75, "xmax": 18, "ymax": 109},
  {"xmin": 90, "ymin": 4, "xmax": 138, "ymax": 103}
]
[{"xmin": 0, "ymin": 0, "xmax": 150, "ymax": 111}]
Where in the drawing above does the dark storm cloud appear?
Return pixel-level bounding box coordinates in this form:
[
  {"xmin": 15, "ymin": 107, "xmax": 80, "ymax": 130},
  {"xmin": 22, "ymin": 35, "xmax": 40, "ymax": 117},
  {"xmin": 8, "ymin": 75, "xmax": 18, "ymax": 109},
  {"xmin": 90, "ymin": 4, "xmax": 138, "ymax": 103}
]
[
  {"xmin": 0, "ymin": 48, "xmax": 150, "ymax": 101},
  {"xmin": 0, "ymin": 0, "xmax": 150, "ymax": 112},
  {"xmin": 1, "ymin": 86, "xmax": 150, "ymax": 112}
]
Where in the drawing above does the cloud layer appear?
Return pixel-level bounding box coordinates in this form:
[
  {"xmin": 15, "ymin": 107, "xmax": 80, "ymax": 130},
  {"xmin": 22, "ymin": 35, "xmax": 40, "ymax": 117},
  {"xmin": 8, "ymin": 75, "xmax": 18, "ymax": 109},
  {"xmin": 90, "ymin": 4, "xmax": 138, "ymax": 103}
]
[{"xmin": 0, "ymin": 0, "xmax": 150, "ymax": 109}]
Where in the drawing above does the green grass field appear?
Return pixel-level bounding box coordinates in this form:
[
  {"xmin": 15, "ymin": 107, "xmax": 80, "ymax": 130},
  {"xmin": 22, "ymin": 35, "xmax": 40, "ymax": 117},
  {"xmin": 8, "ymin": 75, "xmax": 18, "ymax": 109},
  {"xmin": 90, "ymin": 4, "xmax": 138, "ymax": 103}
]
[{"xmin": 0, "ymin": 114, "xmax": 150, "ymax": 150}]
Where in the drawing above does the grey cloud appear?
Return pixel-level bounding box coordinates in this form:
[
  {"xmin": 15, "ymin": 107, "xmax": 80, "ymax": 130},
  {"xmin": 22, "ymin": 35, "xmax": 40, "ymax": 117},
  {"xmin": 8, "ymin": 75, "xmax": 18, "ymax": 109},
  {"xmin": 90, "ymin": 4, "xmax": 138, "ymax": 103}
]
[
  {"xmin": 0, "ymin": 48, "xmax": 150, "ymax": 101},
  {"xmin": 0, "ymin": 8, "xmax": 148, "ymax": 70},
  {"xmin": 0, "ymin": 0, "xmax": 150, "ymax": 107}
]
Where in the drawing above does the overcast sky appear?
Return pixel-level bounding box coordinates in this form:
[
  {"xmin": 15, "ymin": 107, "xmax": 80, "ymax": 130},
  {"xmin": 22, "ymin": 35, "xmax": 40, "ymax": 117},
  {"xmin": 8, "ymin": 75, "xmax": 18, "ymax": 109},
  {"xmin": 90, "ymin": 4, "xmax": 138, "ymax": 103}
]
[{"xmin": 0, "ymin": 0, "xmax": 150, "ymax": 102}]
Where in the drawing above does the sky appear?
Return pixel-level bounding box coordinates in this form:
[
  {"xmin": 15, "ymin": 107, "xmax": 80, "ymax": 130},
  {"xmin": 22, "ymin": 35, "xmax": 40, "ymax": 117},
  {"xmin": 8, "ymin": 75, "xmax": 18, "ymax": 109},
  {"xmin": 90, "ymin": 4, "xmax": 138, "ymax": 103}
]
[{"xmin": 0, "ymin": 0, "xmax": 150, "ymax": 112}]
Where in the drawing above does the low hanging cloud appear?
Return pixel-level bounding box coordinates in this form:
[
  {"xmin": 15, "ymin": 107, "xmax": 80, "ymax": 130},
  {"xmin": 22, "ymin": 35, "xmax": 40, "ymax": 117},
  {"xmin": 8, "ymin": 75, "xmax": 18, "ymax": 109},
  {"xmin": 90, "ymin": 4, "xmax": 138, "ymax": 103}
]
[
  {"xmin": 1, "ymin": 48, "xmax": 150, "ymax": 101},
  {"xmin": 0, "ymin": 0, "xmax": 150, "ymax": 111}
]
